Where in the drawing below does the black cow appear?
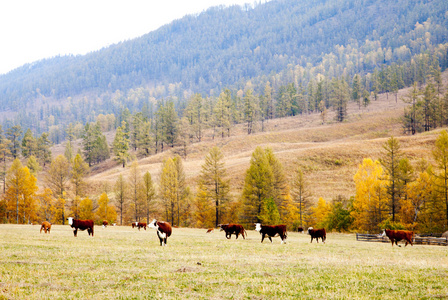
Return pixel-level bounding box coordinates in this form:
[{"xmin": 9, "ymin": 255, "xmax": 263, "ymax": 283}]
[{"xmin": 219, "ymin": 224, "xmax": 246, "ymax": 239}]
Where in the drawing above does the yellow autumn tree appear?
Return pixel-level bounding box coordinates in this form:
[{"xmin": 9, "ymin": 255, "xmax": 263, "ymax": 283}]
[
  {"xmin": 194, "ymin": 182, "xmax": 214, "ymax": 228},
  {"xmin": 310, "ymin": 197, "xmax": 332, "ymax": 228},
  {"xmin": 400, "ymin": 171, "xmax": 432, "ymax": 229},
  {"xmin": 95, "ymin": 192, "xmax": 117, "ymax": 224},
  {"xmin": 352, "ymin": 158, "xmax": 388, "ymax": 233},
  {"xmin": 37, "ymin": 188, "xmax": 55, "ymax": 222},
  {"xmin": 79, "ymin": 197, "xmax": 94, "ymax": 220},
  {"xmin": 4, "ymin": 158, "xmax": 38, "ymax": 224}
]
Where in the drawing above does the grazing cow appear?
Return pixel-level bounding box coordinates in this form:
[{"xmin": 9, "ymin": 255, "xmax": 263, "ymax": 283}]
[
  {"xmin": 67, "ymin": 217, "xmax": 94, "ymax": 237},
  {"xmin": 102, "ymin": 220, "xmax": 108, "ymax": 228},
  {"xmin": 255, "ymin": 223, "xmax": 287, "ymax": 244},
  {"xmin": 132, "ymin": 222, "xmax": 147, "ymax": 230},
  {"xmin": 381, "ymin": 229, "xmax": 414, "ymax": 247},
  {"xmin": 148, "ymin": 219, "xmax": 172, "ymax": 246},
  {"xmin": 40, "ymin": 221, "xmax": 52, "ymax": 234},
  {"xmin": 206, "ymin": 228, "xmax": 214, "ymax": 233},
  {"xmin": 297, "ymin": 227, "xmax": 304, "ymax": 233},
  {"xmin": 308, "ymin": 227, "xmax": 326, "ymax": 243},
  {"xmin": 219, "ymin": 223, "xmax": 246, "ymax": 239}
]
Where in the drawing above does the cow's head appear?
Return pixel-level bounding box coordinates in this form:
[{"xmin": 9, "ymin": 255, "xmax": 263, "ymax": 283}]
[
  {"xmin": 148, "ymin": 219, "xmax": 158, "ymax": 230},
  {"xmin": 307, "ymin": 227, "xmax": 313, "ymax": 234},
  {"xmin": 254, "ymin": 223, "xmax": 262, "ymax": 232},
  {"xmin": 381, "ymin": 229, "xmax": 386, "ymax": 237},
  {"xmin": 218, "ymin": 224, "xmax": 227, "ymax": 231},
  {"xmin": 67, "ymin": 217, "xmax": 73, "ymax": 225}
]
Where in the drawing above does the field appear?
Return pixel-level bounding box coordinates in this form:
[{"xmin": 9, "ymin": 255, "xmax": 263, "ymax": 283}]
[{"xmin": 1, "ymin": 225, "xmax": 448, "ymax": 299}]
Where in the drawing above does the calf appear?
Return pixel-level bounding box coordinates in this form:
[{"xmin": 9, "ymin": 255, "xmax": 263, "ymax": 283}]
[
  {"xmin": 219, "ymin": 223, "xmax": 246, "ymax": 239},
  {"xmin": 148, "ymin": 219, "xmax": 172, "ymax": 246},
  {"xmin": 40, "ymin": 221, "xmax": 52, "ymax": 234},
  {"xmin": 381, "ymin": 229, "xmax": 414, "ymax": 247},
  {"xmin": 67, "ymin": 217, "xmax": 94, "ymax": 237},
  {"xmin": 206, "ymin": 228, "xmax": 214, "ymax": 233},
  {"xmin": 297, "ymin": 227, "xmax": 304, "ymax": 233},
  {"xmin": 102, "ymin": 220, "xmax": 108, "ymax": 228},
  {"xmin": 255, "ymin": 223, "xmax": 287, "ymax": 244},
  {"xmin": 308, "ymin": 227, "xmax": 326, "ymax": 243}
]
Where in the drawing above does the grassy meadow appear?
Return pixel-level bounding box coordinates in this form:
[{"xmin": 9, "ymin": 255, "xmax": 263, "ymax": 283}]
[{"xmin": 1, "ymin": 224, "xmax": 448, "ymax": 299}]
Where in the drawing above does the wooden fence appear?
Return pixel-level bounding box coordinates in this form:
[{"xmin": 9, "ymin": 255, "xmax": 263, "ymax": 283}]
[{"xmin": 356, "ymin": 233, "xmax": 448, "ymax": 246}]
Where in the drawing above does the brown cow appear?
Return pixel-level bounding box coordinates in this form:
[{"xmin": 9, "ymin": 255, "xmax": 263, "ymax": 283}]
[
  {"xmin": 219, "ymin": 223, "xmax": 246, "ymax": 239},
  {"xmin": 148, "ymin": 219, "xmax": 172, "ymax": 246},
  {"xmin": 308, "ymin": 227, "xmax": 326, "ymax": 243},
  {"xmin": 102, "ymin": 220, "xmax": 108, "ymax": 228},
  {"xmin": 40, "ymin": 221, "xmax": 51, "ymax": 234},
  {"xmin": 255, "ymin": 223, "xmax": 287, "ymax": 244},
  {"xmin": 382, "ymin": 229, "xmax": 414, "ymax": 247},
  {"xmin": 67, "ymin": 217, "xmax": 94, "ymax": 237},
  {"xmin": 206, "ymin": 228, "xmax": 214, "ymax": 233},
  {"xmin": 132, "ymin": 222, "xmax": 147, "ymax": 230},
  {"xmin": 297, "ymin": 227, "xmax": 304, "ymax": 233}
]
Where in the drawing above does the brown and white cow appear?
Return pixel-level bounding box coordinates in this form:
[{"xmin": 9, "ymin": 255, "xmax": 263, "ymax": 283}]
[
  {"xmin": 67, "ymin": 217, "xmax": 94, "ymax": 237},
  {"xmin": 255, "ymin": 223, "xmax": 287, "ymax": 244},
  {"xmin": 102, "ymin": 220, "xmax": 108, "ymax": 228},
  {"xmin": 381, "ymin": 229, "xmax": 414, "ymax": 247},
  {"xmin": 40, "ymin": 221, "xmax": 52, "ymax": 234},
  {"xmin": 297, "ymin": 227, "xmax": 304, "ymax": 233},
  {"xmin": 308, "ymin": 227, "xmax": 326, "ymax": 243},
  {"xmin": 132, "ymin": 222, "xmax": 147, "ymax": 230},
  {"xmin": 219, "ymin": 223, "xmax": 246, "ymax": 239},
  {"xmin": 148, "ymin": 219, "xmax": 172, "ymax": 246},
  {"xmin": 206, "ymin": 228, "xmax": 214, "ymax": 233}
]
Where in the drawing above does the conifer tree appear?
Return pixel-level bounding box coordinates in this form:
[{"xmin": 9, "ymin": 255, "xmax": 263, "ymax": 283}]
[
  {"xmin": 432, "ymin": 130, "xmax": 448, "ymax": 227},
  {"xmin": 71, "ymin": 153, "xmax": 89, "ymax": 198},
  {"xmin": 200, "ymin": 146, "xmax": 230, "ymax": 227},
  {"xmin": 241, "ymin": 146, "xmax": 274, "ymax": 225},
  {"xmin": 21, "ymin": 128, "xmax": 37, "ymax": 158},
  {"xmin": 128, "ymin": 161, "xmax": 144, "ymax": 222},
  {"xmin": 159, "ymin": 158, "xmax": 178, "ymax": 224},
  {"xmin": 114, "ymin": 174, "xmax": 128, "ymax": 225},
  {"xmin": 113, "ymin": 123, "xmax": 130, "ymax": 167},
  {"xmin": 6, "ymin": 125, "xmax": 22, "ymax": 159},
  {"xmin": 142, "ymin": 171, "xmax": 156, "ymax": 223},
  {"xmin": 291, "ymin": 166, "xmax": 312, "ymax": 227},
  {"xmin": 380, "ymin": 137, "xmax": 403, "ymax": 222}
]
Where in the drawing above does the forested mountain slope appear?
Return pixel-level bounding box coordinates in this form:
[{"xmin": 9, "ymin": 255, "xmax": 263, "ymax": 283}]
[{"xmin": 0, "ymin": 0, "xmax": 447, "ymax": 130}]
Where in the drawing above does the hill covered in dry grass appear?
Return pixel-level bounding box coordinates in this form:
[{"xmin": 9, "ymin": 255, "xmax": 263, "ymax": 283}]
[{"xmin": 70, "ymin": 79, "xmax": 443, "ymax": 205}]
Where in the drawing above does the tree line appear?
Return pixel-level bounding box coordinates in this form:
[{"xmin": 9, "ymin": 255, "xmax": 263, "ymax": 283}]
[{"xmin": 3, "ymin": 130, "xmax": 448, "ymax": 235}]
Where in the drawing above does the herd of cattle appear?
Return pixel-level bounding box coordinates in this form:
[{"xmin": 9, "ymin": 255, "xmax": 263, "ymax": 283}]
[{"xmin": 38, "ymin": 218, "xmax": 416, "ymax": 247}]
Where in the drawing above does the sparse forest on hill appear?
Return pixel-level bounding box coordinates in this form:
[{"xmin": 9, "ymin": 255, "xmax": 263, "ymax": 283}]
[{"xmin": 1, "ymin": 0, "xmax": 448, "ymax": 234}]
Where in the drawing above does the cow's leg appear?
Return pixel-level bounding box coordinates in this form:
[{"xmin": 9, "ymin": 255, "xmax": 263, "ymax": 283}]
[
  {"xmin": 74, "ymin": 229, "xmax": 78, "ymax": 237},
  {"xmin": 261, "ymin": 234, "xmax": 265, "ymax": 243},
  {"xmin": 268, "ymin": 236, "xmax": 273, "ymax": 243},
  {"xmin": 235, "ymin": 233, "xmax": 239, "ymax": 239}
]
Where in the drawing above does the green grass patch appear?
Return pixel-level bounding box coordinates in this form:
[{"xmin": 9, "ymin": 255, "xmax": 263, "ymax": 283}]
[{"xmin": 1, "ymin": 225, "xmax": 447, "ymax": 299}]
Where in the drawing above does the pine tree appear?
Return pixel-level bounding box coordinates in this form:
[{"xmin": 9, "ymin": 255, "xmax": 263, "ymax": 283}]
[
  {"xmin": 21, "ymin": 128, "xmax": 37, "ymax": 158},
  {"xmin": 159, "ymin": 158, "xmax": 178, "ymax": 224},
  {"xmin": 6, "ymin": 125, "xmax": 22, "ymax": 159},
  {"xmin": 128, "ymin": 161, "xmax": 144, "ymax": 222},
  {"xmin": 241, "ymin": 147, "xmax": 274, "ymax": 225},
  {"xmin": 291, "ymin": 166, "xmax": 312, "ymax": 227},
  {"xmin": 432, "ymin": 130, "xmax": 448, "ymax": 227},
  {"xmin": 380, "ymin": 137, "xmax": 403, "ymax": 222},
  {"xmin": 244, "ymin": 89, "xmax": 260, "ymax": 134},
  {"xmin": 200, "ymin": 146, "xmax": 230, "ymax": 227},
  {"xmin": 331, "ymin": 78, "xmax": 349, "ymax": 122},
  {"xmin": 45, "ymin": 155, "xmax": 70, "ymax": 224},
  {"xmin": 113, "ymin": 123, "xmax": 130, "ymax": 167},
  {"xmin": 37, "ymin": 132, "xmax": 52, "ymax": 167},
  {"xmin": 71, "ymin": 153, "xmax": 89, "ymax": 198},
  {"xmin": 142, "ymin": 171, "xmax": 156, "ymax": 223},
  {"xmin": 114, "ymin": 174, "xmax": 128, "ymax": 225}
]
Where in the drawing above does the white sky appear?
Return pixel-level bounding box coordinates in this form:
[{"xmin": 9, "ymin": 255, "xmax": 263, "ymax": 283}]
[{"xmin": 0, "ymin": 0, "xmax": 254, "ymax": 75}]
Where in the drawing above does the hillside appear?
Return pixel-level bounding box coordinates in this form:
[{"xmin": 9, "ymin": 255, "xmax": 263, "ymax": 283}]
[
  {"xmin": 1, "ymin": 0, "xmax": 447, "ymax": 138},
  {"xmin": 77, "ymin": 74, "xmax": 447, "ymax": 203}
]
